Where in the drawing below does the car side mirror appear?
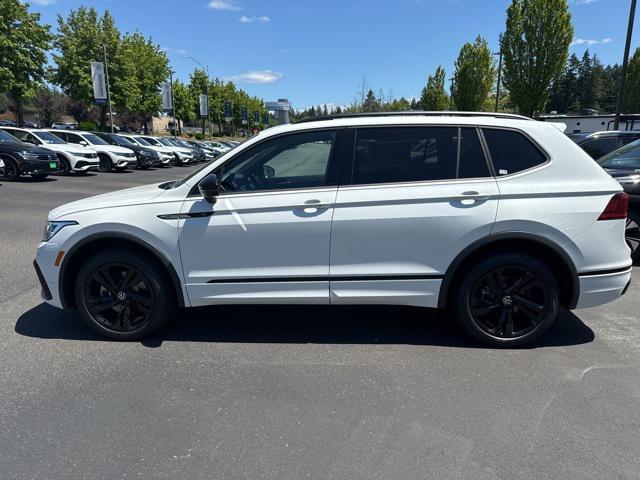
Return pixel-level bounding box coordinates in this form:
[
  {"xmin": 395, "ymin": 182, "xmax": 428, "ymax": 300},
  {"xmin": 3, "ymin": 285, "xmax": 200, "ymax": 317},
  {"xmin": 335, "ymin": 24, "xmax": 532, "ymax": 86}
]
[
  {"xmin": 79, "ymin": 140, "xmax": 88, "ymax": 146},
  {"xmin": 198, "ymin": 173, "xmax": 219, "ymax": 205}
]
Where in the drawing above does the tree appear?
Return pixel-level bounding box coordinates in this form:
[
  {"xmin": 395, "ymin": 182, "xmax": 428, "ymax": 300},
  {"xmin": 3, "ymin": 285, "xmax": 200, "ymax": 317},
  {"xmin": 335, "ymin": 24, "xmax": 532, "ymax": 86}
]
[
  {"xmin": 33, "ymin": 86, "xmax": 68, "ymax": 128},
  {"xmin": 52, "ymin": 8, "xmax": 130, "ymax": 127},
  {"xmin": 362, "ymin": 90, "xmax": 379, "ymax": 112},
  {"xmin": 173, "ymin": 80, "xmax": 194, "ymax": 135},
  {"xmin": 452, "ymin": 36, "xmax": 495, "ymax": 111},
  {"xmin": 120, "ymin": 32, "xmax": 168, "ymax": 133},
  {"xmin": 601, "ymin": 64, "xmax": 621, "ymax": 113},
  {"xmin": 500, "ymin": 0, "xmax": 573, "ymax": 117},
  {"xmin": 0, "ymin": 0, "xmax": 51, "ymax": 126},
  {"xmin": 188, "ymin": 68, "xmax": 208, "ymax": 133},
  {"xmin": 420, "ymin": 66, "xmax": 449, "ymax": 111},
  {"xmin": 546, "ymin": 53, "xmax": 580, "ymax": 113},
  {"xmin": 623, "ymin": 48, "xmax": 640, "ymax": 113}
]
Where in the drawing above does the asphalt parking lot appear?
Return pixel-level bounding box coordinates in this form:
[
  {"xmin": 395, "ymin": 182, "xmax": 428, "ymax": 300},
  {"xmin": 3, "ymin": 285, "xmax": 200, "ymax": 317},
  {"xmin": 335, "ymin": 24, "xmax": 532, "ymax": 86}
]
[{"xmin": 0, "ymin": 167, "xmax": 639, "ymax": 480}]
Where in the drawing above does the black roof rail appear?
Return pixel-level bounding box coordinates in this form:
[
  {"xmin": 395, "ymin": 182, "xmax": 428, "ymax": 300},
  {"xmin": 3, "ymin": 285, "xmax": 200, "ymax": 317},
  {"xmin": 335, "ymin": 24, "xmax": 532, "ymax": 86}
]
[{"xmin": 295, "ymin": 110, "xmax": 532, "ymax": 124}]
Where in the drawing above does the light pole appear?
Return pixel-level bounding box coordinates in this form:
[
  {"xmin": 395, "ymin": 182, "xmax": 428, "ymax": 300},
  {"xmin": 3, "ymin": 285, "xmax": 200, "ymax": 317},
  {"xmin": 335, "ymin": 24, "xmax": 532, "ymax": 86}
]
[
  {"xmin": 494, "ymin": 51, "xmax": 503, "ymax": 112},
  {"xmin": 614, "ymin": 0, "xmax": 637, "ymax": 131},
  {"xmin": 184, "ymin": 55, "xmax": 212, "ymax": 140},
  {"xmin": 169, "ymin": 70, "xmax": 177, "ymax": 139},
  {"xmin": 102, "ymin": 44, "xmax": 114, "ymax": 133}
]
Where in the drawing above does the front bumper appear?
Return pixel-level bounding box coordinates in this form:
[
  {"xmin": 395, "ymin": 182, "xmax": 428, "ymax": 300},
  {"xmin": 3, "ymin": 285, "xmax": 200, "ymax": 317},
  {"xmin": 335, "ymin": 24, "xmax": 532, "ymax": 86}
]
[
  {"xmin": 576, "ymin": 267, "xmax": 633, "ymax": 309},
  {"xmin": 116, "ymin": 155, "xmax": 137, "ymax": 168},
  {"xmin": 71, "ymin": 157, "xmax": 100, "ymax": 171},
  {"xmin": 33, "ymin": 260, "xmax": 52, "ymax": 300},
  {"xmin": 20, "ymin": 159, "xmax": 60, "ymax": 176}
]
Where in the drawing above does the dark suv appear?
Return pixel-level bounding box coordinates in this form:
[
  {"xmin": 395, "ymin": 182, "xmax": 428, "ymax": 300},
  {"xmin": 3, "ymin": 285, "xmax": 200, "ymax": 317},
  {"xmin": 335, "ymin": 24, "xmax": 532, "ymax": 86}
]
[
  {"xmin": 93, "ymin": 132, "xmax": 159, "ymax": 169},
  {"xmin": 0, "ymin": 129, "xmax": 60, "ymax": 180},
  {"xmin": 572, "ymin": 131, "xmax": 640, "ymax": 160}
]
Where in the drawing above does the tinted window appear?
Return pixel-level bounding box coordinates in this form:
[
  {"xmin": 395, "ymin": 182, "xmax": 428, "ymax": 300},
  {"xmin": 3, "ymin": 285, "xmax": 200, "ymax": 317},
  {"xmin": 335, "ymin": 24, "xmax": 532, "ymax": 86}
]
[
  {"xmin": 599, "ymin": 139, "xmax": 640, "ymax": 170},
  {"xmin": 458, "ymin": 128, "xmax": 490, "ymax": 178},
  {"xmin": 0, "ymin": 130, "xmax": 20, "ymax": 144},
  {"xmin": 580, "ymin": 138, "xmax": 619, "ymax": 159},
  {"xmin": 218, "ymin": 130, "xmax": 336, "ymax": 192},
  {"xmin": 621, "ymin": 135, "xmax": 640, "ymax": 146},
  {"xmin": 353, "ymin": 127, "xmax": 458, "ymax": 184},
  {"xmin": 64, "ymin": 132, "xmax": 83, "ymax": 144},
  {"xmin": 483, "ymin": 128, "xmax": 546, "ymax": 175}
]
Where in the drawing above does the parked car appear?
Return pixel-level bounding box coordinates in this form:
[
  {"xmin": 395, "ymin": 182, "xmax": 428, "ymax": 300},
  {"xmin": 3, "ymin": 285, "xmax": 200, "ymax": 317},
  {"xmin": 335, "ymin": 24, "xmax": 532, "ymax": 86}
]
[
  {"xmin": 34, "ymin": 112, "xmax": 631, "ymax": 346},
  {"xmin": 0, "ymin": 127, "xmax": 99, "ymax": 174},
  {"xmin": 134, "ymin": 135, "xmax": 193, "ymax": 165},
  {"xmin": 124, "ymin": 136, "xmax": 174, "ymax": 166},
  {"xmin": 0, "ymin": 120, "xmax": 17, "ymax": 127},
  {"xmin": 572, "ymin": 130, "xmax": 640, "ymax": 160},
  {"xmin": 47, "ymin": 130, "xmax": 136, "ymax": 172},
  {"xmin": 174, "ymin": 139, "xmax": 207, "ymax": 162},
  {"xmin": 24, "ymin": 121, "xmax": 38, "ymax": 128},
  {"xmin": 51, "ymin": 122, "xmax": 78, "ymax": 130},
  {"xmin": 203, "ymin": 140, "xmax": 231, "ymax": 153},
  {"xmin": 0, "ymin": 128, "xmax": 60, "ymax": 180},
  {"xmin": 596, "ymin": 139, "xmax": 640, "ymax": 262},
  {"xmin": 92, "ymin": 132, "xmax": 157, "ymax": 169}
]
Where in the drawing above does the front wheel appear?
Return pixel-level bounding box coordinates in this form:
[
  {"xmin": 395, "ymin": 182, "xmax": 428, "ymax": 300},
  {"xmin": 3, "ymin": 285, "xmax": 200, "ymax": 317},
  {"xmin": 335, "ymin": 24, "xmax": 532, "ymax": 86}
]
[
  {"xmin": 453, "ymin": 253, "xmax": 559, "ymax": 347},
  {"xmin": 74, "ymin": 249, "xmax": 175, "ymax": 340},
  {"xmin": 1, "ymin": 157, "xmax": 20, "ymax": 180},
  {"xmin": 98, "ymin": 154, "xmax": 113, "ymax": 172},
  {"xmin": 625, "ymin": 210, "xmax": 640, "ymax": 264}
]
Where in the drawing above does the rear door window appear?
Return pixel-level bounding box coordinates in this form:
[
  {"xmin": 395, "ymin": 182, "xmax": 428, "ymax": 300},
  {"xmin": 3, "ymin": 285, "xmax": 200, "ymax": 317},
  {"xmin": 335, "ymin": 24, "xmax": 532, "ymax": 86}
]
[
  {"xmin": 482, "ymin": 128, "xmax": 547, "ymax": 175},
  {"xmin": 458, "ymin": 128, "xmax": 490, "ymax": 179}
]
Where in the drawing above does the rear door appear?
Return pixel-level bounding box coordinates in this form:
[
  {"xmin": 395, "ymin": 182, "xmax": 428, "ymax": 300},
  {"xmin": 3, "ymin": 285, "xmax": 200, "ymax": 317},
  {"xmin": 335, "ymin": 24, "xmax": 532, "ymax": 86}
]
[{"xmin": 329, "ymin": 126, "xmax": 499, "ymax": 307}]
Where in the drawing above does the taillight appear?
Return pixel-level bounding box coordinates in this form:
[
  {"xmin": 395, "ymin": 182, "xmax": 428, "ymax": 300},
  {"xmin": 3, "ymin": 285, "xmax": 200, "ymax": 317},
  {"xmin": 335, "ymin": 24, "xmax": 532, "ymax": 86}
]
[{"xmin": 598, "ymin": 192, "xmax": 628, "ymax": 221}]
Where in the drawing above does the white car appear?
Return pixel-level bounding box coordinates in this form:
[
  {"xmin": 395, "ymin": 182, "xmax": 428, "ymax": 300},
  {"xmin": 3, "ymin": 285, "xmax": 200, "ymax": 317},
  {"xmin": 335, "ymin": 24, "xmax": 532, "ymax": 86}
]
[
  {"xmin": 51, "ymin": 122, "xmax": 78, "ymax": 130},
  {"xmin": 123, "ymin": 135, "xmax": 173, "ymax": 166},
  {"xmin": 0, "ymin": 127, "xmax": 99, "ymax": 174},
  {"xmin": 34, "ymin": 112, "xmax": 632, "ymax": 346},
  {"xmin": 134, "ymin": 135, "xmax": 193, "ymax": 165},
  {"xmin": 204, "ymin": 141, "xmax": 231, "ymax": 153},
  {"xmin": 47, "ymin": 130, "xmax": 136, "ymax": 172}
]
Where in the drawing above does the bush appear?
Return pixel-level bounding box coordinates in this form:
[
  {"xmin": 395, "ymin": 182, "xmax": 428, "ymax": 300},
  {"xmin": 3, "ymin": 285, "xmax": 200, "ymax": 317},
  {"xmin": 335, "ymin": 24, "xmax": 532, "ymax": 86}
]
[
  {"xmin": 186, "ymin": 132, "xmax": 194, "ymax": 138},
  {"xmin": 79, "ymin": 120, "xmax": 98, "ymax": 131},
  {"xmin": 194, "ymin": 133, "xmax": 204, "ymax": 140}
]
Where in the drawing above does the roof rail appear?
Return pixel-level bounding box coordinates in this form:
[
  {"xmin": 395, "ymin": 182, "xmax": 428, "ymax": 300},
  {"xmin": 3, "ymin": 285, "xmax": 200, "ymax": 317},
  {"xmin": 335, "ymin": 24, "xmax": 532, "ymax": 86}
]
[{"xmin": 295, "ymin": 110, "xmax": 532, "ymax": 124}]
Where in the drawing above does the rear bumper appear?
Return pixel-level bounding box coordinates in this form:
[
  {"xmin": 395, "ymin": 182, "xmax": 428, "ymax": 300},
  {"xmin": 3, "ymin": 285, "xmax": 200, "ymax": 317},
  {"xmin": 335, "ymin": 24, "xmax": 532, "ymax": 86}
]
[{"xmin": 575, "ymin": 266, "xmax": 632, "ymax": 309}]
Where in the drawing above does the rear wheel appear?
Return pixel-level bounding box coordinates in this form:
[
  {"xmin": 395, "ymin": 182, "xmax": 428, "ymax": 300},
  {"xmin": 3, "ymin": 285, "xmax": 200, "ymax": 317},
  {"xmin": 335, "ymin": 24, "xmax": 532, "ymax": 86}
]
[
  {"xmin": 98, "ymin": 154, "xmax": 112, "ymax": 172},
  {"xmin": 625, "ymin": 210, "xmax": 640, "ymax": 264},
  {"xmin": 1, "ymin": 157, "xmax": 20, "ymax": 180},
  {"xmin": 453, "ymin": 253, "xmax": 559, "ymax": 347},
  {"xmin": 74, "ymin": 249, "xmax": 175, "ymax": 340}
]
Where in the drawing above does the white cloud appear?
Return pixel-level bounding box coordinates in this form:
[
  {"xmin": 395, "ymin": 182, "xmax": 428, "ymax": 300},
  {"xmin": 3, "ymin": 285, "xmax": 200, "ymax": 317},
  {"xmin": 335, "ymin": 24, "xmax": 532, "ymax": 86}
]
[
  {"xmin": 239, "ymin": 15, "xmax": 270, "ymax": 23},
  {"xmin": 571, "ymin": 37, "xmax": 613, "ymax": 46},
  {"xmin": 225, "ymin": 70, "xmax": 282, "ymax": 84},
  {"xmin": 31, "ymin": 0, "xmax": 56, "ymax": 5},
  {"xmin": 208, "ymin": 0, "xmax": 242, "ymax": 11},
  {"xmin": 162, "ymin": 47, "xmax": 189, "ymax": 55},
  {"xmin": 573, "ymin": 0, "xmax": 599, "ymax": 5}
]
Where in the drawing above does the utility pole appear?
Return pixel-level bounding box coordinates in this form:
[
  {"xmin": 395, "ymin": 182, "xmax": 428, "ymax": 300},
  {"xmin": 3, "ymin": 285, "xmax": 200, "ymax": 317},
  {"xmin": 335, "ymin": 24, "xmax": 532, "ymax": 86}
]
[
  {"xmin": 494, "ymin": 51, "xmax": 503, "ymax": 112},
  {"xmin": 615, "ymin": 0, "xmax": 637, "ymax": 130},
  {"xmin": 185, "ymin": 55, "xmax": 212, "ymax": 140},
  {"xmin": 169, "ymin": 70, "xmax": 177, "ymax": 139},
  {"xmin": 102, "ymin": 44, "xmax": 114, "ymax": 133}
]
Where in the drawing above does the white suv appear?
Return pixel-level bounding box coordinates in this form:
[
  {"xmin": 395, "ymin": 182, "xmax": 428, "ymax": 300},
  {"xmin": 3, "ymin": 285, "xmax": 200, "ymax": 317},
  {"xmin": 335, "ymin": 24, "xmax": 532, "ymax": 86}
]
[
  {"xmin": 34, "ymin": 113, "xmax": 632, "ymax": 346},
  {"xmin": 0, "ymin": 127, "xmax": 99, "ymax": 174},
  {"xmin": 47, "ymin": 130, "xmax": 136, "ymax": 172}
]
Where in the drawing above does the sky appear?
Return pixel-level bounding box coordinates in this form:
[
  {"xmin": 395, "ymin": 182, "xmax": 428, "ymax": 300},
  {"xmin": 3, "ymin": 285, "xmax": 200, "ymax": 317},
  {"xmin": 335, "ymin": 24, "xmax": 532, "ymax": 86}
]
[{"xmin": 29, "ymin": 0, "xmax": 636, "ymax": 110}]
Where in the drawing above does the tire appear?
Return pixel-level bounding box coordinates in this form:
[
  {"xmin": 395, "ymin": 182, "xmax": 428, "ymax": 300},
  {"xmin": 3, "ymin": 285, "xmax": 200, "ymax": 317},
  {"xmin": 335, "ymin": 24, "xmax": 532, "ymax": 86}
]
[
  {"xmin": 98, "ymin": 154, "xmax": 113, "ymax": 172},
  {"xmin": 625, "ymin": 210, "xmax": 640, "ymax": 264},
  {"xmin": 57, "ymin": 154, "xmax": 71, "ymax": 175},
  {"xmin": 74, "ymin": 249, "xmax": 175, "ymax": 340},
  {"xmin": 453, "ymin": 253, "xmax": 559, "ymax": 347},
  {"xmin": 1, "ymin": 156, "xmax": 20, "ymax": 180}
]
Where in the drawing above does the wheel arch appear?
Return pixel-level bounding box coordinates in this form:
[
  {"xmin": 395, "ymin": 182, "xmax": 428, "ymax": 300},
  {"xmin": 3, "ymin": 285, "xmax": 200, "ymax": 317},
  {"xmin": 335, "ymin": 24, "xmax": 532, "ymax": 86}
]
[
  {"xmin": 59, "ymin": 232, "xmax": 186, "ymax": 309},
  {"xmin": 438, "ymin": 232, "xmax": 580, "ymax": 310}
]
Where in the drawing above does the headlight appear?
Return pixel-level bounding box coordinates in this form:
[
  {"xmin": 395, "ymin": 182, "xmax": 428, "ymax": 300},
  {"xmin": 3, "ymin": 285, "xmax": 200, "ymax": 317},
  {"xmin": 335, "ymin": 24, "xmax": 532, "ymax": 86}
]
[
  {"xmin": 18, "ymin": 152, "xmax": 41, "ymax": 161},
  {"xmin": 42, "ymin": 220, "xmax": 78, "ymax": 242}
]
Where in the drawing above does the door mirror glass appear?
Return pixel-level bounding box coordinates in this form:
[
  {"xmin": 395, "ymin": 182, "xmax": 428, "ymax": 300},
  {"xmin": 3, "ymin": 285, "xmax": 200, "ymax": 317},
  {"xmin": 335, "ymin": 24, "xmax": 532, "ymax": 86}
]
[{"xmin": 198, "ymin": 173, "xmax": 219, "ymax": 204}]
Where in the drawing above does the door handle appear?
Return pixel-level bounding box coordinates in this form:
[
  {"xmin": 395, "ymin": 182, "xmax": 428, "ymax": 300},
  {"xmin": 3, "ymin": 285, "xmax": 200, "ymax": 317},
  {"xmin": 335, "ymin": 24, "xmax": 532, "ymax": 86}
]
[
  {"xmin": 296, "ymin": 200, "xmax": 331, "ymax": 210},
  {"xmin": 458, "ymin": 191, "xmax": 490, "ymax": 200}
]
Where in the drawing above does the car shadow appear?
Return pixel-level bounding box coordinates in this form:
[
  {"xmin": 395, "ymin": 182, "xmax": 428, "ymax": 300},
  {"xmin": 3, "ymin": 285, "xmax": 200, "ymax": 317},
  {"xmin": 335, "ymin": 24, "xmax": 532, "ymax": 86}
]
[
  {"xmin": 15, "ymin": 303, "xmax": 594, "ymax": 349},
  {"xmin": 6, "ymin": 176, "xmax": 58, "ymax": 183}
]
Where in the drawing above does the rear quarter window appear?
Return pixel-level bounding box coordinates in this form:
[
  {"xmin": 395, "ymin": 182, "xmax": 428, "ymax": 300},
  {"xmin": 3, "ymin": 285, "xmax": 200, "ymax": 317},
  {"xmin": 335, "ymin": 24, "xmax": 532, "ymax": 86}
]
[{"xmin": 482, "ymin": 128, "xmax": 547, "ymax": 176}]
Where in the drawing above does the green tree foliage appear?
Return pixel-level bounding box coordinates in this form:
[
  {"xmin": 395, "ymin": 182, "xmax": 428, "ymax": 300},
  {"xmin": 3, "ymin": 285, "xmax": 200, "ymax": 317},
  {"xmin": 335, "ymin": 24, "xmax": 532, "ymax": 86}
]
[
  {"xmin": 33, "ymin": 86, "xmax": 68, "ymax": 128},
  {"xmin": 362, "ymin": 89, "xmax": 379, "ymax": 112},
  {"xmin": 188, "ymin": 68, "xmax": 208, "ymax": 131},
  {"xmin": 452, "ymin": 36, "xmax": 495, "ymax": 111},
  {"xmin": 52, "ymin": 7, "xmax": 124, "ymax": 125},
  {"xmin": 601, "ymin": 64, "xmax": 621, "ymax": 113},
  {"xmin": 0, "ymin": 0, "xmax": 51, "ymax": 125},
  {"xmin": 500, "ymin": 0, "xmax": 573, "ymax": 116},
  {"xmin": 120, "ymin": 32, "xmax": 169, "ymax": 132},
  {"xmin": 623, "ymin": 48, "xmax": 640, "ymax": 113},
  {"xmin": 172, "ymin": 80, "xmax": 194, "ymax": 134},
  {"xmin": 420, "ymin": 66, "xmax": 449, "ymax": 111}
]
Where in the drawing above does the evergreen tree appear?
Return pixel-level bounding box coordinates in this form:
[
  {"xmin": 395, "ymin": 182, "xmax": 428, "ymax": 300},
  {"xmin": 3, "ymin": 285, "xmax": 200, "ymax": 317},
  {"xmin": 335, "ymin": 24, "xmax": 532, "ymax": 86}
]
[
  {"xmin": 363, "ymin": 90, "xmax": 378, "ymax": 112},
  {"xmin": 420, "ymin": 66, "xmax": 449, "ymax": 111},
  {"xmin": 624, "ymin": 48, "xmax": 640, "ymax": 113}
]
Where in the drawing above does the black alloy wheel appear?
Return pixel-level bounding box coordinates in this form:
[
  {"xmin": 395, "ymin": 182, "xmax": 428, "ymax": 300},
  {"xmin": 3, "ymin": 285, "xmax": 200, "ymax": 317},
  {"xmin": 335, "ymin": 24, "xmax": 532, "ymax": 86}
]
[
  {"xmin": 454, "ymin": 254, "xmax": 559, "ymax": 347},
  {"xmin": 98, "ymin": 154, "xmax": 113, "ymax": 172},
  {"xmin": 1, "ymin": 157, "xmax": 20, "ymax": 180},
  {"xmin": 57, "ymin": 154, "xmax": 71, "ymax": 175},
  {"xmin": 75, "ymin": 249, "xmax": 175, "ymax": 340},
  {"xmin": 625, "ymin": 211, "xmax": 640, "ymax": 263}
]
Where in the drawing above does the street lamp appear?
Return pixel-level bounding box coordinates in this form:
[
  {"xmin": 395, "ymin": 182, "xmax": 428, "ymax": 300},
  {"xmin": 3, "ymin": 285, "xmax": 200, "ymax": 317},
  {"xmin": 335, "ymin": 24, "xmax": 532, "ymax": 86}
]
[
  {"xmin": 184, "ymin": 55, "xmax": 212, "ymax": 140},
  {"xmin": 494, "ymin": 51, "xmax": 503, "ymax": 112}
]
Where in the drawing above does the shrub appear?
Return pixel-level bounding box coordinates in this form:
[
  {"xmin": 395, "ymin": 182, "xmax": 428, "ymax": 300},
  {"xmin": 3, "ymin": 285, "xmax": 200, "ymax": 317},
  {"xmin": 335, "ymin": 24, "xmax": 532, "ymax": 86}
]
[
  {"xmin": 79, "ymin": 120, "xmax": 98, "ymax": 131},
  {"xmin": 186, "ymin": 132, "xmax": 194, "ymax": 138},
  {"xmin": 194, "ymin": 132, "xmax": 204, "ymax": 140}
]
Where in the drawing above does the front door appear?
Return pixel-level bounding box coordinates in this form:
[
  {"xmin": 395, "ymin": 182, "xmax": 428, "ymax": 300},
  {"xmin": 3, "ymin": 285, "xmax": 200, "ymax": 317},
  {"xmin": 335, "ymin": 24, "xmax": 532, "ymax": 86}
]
[
  {"xmin": 329, "ymin": 126, "xmax": 500, "ymax": 307},
  {"xmin": 179, "ymin": 129, "xmax": 342, "ymax": 306}
]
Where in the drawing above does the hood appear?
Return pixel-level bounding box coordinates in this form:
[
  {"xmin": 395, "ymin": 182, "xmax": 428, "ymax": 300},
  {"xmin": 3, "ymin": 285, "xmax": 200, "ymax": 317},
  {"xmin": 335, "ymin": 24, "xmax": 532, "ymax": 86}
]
[
  {"xmin": 41, "ymin": 143, "xmax": 96, "ymax": 154},
  {"xmin": 0, "ymin": 142, "xmax": 53, "ymax": 155},
  {"xmin": 49, "ymin": 182, "xmax": 168, "ymax": 219},
  {"xmin": 100, "ymin": 145, "xmax": 134, "ymax": 154}
]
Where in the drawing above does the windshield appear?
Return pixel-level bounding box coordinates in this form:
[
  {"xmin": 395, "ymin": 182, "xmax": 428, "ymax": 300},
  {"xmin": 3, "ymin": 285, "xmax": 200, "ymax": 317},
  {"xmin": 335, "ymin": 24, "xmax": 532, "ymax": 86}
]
[
  {"xmin": 114, "ymin": 135, "xmax": 136, "ymax": 146},
  {"xmin": 158, "ymin": 138, "xmax": 175, "ymax": 146},
  {"xmin": 82, "ymin": 133, "xmax": 109, "ymax": 145},
  {"xmin": 142, "ymin": 137, "xmax": 162, "ymax": 146},
  {"xmin": 598, "ymin": 139, "xmax": 640, "ymax": 170},
  {"xmin": 0, "ymin": 130, "xmax": 21, "ymax": 144},
  {"xmin": 35, "ymin": 131, "xmax": 66, "ymax": 144}
]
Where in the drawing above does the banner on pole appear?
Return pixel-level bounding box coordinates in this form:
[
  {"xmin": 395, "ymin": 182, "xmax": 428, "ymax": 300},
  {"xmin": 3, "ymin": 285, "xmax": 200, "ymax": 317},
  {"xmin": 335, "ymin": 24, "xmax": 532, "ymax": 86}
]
[
  {"xmin": 253, "ymin": 111, "xmax": 260, "ymax": 124},
  {"xmin": 224, "ymin": 101, "xmax": 233, "ymax": 122},
  {"xmin": 90, "ymin": 62, "xmax": 107, "ymax": 105},
  {"xmin": 263, "ymin": 112, "xmax": 269, "ymax": 126},
  {"xmin": 241, "ymin": 106, "xmax": 248, "ymax": 125},
  {"xmin": 199, "ymin": 94, "xmax": 208, "ymax": 117},
  {"xmin": 161, "ymin": 83, "xmax": 173, "ymax": 112}
]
